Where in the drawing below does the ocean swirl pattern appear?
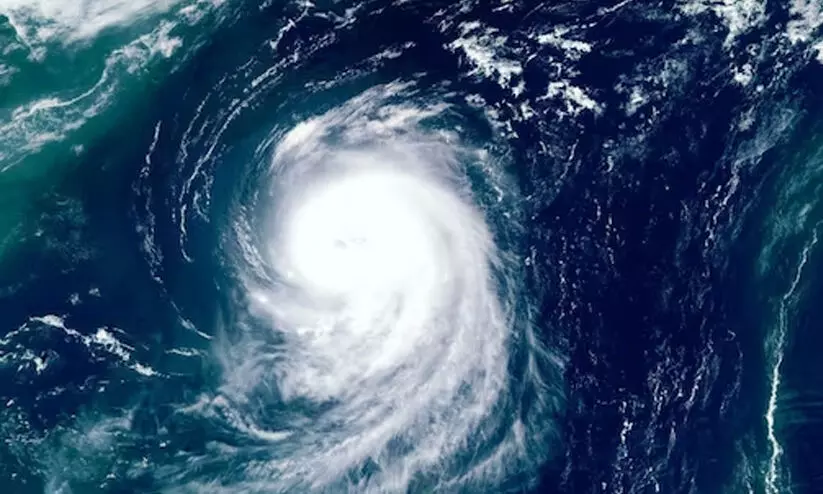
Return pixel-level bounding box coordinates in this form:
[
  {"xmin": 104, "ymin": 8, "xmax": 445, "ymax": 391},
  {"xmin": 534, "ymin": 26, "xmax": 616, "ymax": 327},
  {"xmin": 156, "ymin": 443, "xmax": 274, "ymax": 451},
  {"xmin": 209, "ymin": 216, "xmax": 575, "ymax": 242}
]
[{"xmin": 142, "ymin": 29, "xmax": 563, "ymax": 491}]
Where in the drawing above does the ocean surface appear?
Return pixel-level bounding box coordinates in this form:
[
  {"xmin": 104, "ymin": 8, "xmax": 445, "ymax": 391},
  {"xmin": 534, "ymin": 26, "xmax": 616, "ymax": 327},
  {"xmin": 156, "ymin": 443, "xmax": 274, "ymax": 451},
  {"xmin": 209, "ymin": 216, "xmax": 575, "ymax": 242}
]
[{"xmin": 2, "ymin": 1, "xmax": 823, "ymax": 493}]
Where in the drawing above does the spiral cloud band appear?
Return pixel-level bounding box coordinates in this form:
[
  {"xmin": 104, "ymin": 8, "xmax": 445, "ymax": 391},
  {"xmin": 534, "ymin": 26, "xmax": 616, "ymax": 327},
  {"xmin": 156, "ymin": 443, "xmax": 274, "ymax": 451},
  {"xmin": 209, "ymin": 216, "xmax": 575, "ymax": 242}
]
[{"xmin": 188, "ymin": 84, "xmax": 559, "ymax": 493}]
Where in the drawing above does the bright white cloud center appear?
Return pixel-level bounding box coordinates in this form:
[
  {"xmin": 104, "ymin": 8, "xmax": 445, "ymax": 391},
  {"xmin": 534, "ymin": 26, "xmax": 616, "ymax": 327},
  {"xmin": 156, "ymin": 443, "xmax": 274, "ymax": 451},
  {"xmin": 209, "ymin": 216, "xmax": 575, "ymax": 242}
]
[{"xmin": 283, "ymin": 171, "xmax": 439, "ymax": 296}]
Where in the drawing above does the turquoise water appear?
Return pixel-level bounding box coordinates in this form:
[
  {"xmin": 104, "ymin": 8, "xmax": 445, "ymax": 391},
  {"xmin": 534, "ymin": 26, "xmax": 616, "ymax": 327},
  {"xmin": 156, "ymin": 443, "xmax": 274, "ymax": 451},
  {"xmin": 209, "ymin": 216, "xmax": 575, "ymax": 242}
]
[
  {"xmin": 0, "ymin": 1, "xmax": 222, "ymax": 247},
  {"xmin": 754, "ymin": 109, "xmax": 823, "ymax": 494}
]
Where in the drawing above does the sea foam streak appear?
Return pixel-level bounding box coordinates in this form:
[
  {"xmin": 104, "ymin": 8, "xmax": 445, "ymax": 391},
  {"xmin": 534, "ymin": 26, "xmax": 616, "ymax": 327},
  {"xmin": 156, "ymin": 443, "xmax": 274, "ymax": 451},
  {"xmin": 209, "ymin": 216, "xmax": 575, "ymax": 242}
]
[{"xmin": 198, "ymin": 85, "xmax": 558, "ymax": 493}]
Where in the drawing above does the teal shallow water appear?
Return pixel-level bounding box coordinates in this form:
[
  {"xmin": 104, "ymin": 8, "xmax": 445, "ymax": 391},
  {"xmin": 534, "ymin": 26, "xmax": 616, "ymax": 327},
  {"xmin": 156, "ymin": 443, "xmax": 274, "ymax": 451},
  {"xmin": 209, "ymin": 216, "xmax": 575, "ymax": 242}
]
[{"xmin": 0, "ymin": 0, "xmax": 225, "ymax": 251}]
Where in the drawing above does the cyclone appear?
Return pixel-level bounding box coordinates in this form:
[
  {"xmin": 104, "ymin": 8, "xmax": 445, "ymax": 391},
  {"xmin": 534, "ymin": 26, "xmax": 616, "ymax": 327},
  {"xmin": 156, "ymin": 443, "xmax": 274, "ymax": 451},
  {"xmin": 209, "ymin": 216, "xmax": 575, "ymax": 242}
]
[
  {"xmin": 156, "ymin": 75, "xmax": 561, "ymax": 492},
  {"xmin": 8, "ymin": 1, "xmax": 823, "ymax": 494}
]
